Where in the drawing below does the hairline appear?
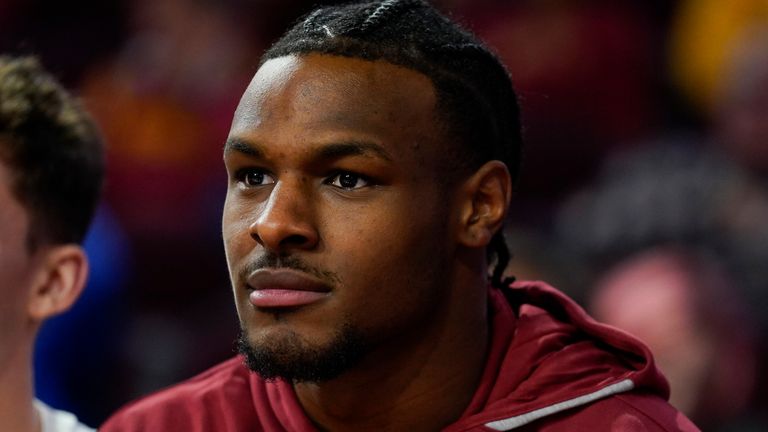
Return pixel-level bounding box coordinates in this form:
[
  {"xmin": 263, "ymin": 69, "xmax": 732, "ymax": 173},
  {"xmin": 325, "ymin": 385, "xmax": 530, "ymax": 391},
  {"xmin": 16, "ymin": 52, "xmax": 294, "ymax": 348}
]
[{"xmin": 260, "ymin": 49, "xmax": 486, "ymax": 180}]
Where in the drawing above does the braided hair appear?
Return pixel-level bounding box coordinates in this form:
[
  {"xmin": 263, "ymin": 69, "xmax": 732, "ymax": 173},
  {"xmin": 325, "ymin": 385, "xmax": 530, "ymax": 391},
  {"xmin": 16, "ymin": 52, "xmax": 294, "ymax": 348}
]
[{"xmin": 262, "ymin": 0, "xmax": 522, "ymax": 287}]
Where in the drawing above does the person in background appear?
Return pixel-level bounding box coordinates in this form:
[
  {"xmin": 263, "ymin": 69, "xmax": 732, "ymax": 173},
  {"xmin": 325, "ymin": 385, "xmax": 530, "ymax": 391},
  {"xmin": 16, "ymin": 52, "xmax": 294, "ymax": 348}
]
[
  {"xmin": 591, "ymin": 247, "xmax": 762, "ymax": 431},
  {"xmin": 0, "ymin": 55, "xmax": 103, "ymax": 432}
]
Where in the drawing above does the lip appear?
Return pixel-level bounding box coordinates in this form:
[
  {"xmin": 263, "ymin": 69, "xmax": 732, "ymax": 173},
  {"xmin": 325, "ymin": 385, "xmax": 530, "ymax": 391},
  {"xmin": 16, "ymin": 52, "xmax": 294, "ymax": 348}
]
[{"xmin": 246, "ymin": 268, "xmax": 331, "ymax": 308}]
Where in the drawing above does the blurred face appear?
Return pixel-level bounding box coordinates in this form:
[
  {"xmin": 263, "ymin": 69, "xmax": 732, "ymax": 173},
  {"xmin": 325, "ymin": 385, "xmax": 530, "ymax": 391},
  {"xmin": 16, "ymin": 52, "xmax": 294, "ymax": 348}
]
[
  {"xmin": 591, "ymin": 253, "xmax": 714, "ymax": 415},
  {"xmin": 0, "ymin": 160, "xmax": 36, "ymax": 368},
  {"xmin": 223, "ymin": 54, "xmax": 460, "ymax": 382}
]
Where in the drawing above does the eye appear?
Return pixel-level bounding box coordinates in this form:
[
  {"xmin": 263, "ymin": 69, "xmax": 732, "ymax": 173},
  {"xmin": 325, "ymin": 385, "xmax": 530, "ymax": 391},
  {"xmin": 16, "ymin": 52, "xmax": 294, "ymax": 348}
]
[
  {"xmin": 236, "ymin": 169, "xmax": 275, "ymax": 187},
  {"xmin": 327, "ymin": 172, "xmax": 370, "ymax": 190}
]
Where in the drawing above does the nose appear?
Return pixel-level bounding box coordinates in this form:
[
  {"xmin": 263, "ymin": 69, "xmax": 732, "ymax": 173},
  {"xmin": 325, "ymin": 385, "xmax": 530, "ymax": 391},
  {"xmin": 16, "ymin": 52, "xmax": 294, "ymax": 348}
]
[{"xmin": 249, "ymin": 180, "xmax": 319, "ymax": 252}]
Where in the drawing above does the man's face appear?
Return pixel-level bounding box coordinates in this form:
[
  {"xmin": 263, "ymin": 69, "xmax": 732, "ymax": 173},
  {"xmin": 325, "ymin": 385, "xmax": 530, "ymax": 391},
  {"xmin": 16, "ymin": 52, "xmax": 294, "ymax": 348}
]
[
  {"xmin": 0, "ymin": 159, "xmax": 36, "ymax": 368},
  {"xmin": 223, "ymin": 54, "xmax": 461, "ymax": 381}
]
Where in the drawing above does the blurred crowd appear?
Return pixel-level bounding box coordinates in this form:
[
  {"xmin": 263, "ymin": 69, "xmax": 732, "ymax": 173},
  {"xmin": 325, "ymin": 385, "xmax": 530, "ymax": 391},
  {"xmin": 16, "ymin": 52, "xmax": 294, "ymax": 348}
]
[{"xmin": 1, "ymin": 0, "xmax": 767, "ymax": 430}]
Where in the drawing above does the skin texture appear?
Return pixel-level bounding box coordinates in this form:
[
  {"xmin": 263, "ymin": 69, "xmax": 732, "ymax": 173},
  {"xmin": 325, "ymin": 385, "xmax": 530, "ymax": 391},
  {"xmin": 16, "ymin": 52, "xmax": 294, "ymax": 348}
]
[
  {"xmin": 223, "ymin": 53, "xmax": 511, "ymax": 431},
  {"xmin": 0, "ymin": 158, "xmax": 90, "ymax": 432}
]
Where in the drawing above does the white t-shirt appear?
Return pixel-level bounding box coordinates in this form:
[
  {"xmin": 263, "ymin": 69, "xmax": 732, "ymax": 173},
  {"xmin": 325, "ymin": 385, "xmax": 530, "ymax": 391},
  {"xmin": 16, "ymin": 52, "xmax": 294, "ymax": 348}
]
[{"xmin": 34, "ymin": 399, "xmax": 95, "ymax": 432}]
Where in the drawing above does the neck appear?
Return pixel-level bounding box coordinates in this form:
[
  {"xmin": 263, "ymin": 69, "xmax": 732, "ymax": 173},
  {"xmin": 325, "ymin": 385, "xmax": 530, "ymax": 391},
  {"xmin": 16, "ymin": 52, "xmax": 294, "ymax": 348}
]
[
  {"xmin": 295, "ymin": 264, "xmax": 490, "ymax": 432},
  {"xmin": 0, "ymin": 337, "xmax": 38, "ymax": 432}
]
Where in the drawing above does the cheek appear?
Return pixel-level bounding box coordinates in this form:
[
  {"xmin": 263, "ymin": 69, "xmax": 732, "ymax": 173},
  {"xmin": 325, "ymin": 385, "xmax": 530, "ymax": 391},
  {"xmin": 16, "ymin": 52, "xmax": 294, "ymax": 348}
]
[
  {"xmin": 221, "ymin": 201, "xmax": 253, "ymax": 315},
  {"xmin": 222, "ymin": 197, "xmax": 256, "ymax": 250},
  {"xmin": 222, "ymin": 214, "xmax": 255, "ymax": 284},
  {"xmin": 0, "ymin": 255, "xmax": 35, "ymax": 366},
  {"xmin": 324, "ymin": 199, "xmax": 449, "ymax": 295},
  {"xmin": 322, "ymin": 203, "xmax": 412, "ymax": 257}
]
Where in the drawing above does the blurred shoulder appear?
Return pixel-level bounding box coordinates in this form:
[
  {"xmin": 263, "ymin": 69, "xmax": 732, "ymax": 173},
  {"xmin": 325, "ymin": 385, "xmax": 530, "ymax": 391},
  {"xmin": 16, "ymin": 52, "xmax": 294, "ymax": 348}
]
[{"xmin": 100, "ymin": 356, "xmax": 254, "ymax": 432}]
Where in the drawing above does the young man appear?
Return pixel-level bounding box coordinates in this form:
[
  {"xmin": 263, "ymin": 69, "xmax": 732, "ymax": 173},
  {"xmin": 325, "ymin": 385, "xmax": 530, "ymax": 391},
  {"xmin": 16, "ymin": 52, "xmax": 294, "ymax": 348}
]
[
  {"xmin": 102, "ymin": 1, "xmax": 699, "ymax": 430},
  {"xmin": 0, "ymin": 56, "xmax": 103, "ymax": 431}
]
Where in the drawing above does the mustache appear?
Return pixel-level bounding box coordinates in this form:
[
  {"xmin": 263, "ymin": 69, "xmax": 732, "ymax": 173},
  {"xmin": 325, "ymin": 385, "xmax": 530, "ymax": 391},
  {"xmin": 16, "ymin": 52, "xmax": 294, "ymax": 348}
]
[{"xmin": 238, "ymin": 252, "xmax": 341, "ymax": 285}]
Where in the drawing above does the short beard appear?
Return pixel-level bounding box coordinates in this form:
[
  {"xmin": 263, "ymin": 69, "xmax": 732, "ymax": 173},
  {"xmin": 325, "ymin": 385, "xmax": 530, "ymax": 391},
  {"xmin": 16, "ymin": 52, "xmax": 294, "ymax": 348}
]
[{"xmin": 237, "ymin": 322, "xmax": 367, "ymax": 383}]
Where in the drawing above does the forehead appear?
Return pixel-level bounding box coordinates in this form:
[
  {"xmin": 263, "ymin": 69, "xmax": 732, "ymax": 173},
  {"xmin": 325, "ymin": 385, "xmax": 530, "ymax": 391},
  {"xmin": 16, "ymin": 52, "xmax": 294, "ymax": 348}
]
[{"xmin": 230, "ymin": 54, "xmax": 442, "ymax": 159}]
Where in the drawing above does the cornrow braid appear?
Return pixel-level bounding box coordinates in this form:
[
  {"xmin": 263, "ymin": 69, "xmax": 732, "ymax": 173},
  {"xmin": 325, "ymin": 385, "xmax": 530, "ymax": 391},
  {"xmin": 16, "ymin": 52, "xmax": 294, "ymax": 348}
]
[
  {"xmin": 357, "ymin": 0, "xmax": 423, "ymax": 33},
  {"xmin": 490, "ymin": 232, "xmax": 516, "ymax": 288},
  {"xmin": 263, "ymin": 0, "xmax": 522, "ymax": 288},
  {"xmin": 302, "ymin": 8, "xmax": 326, "ymax": 33}
]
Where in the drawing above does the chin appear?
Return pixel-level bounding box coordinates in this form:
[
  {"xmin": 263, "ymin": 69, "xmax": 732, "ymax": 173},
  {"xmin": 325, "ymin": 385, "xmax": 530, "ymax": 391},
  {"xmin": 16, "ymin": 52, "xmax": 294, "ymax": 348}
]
[{"xmin": 237, "ymin": 321, "xmax": 367, "ymax": 383}]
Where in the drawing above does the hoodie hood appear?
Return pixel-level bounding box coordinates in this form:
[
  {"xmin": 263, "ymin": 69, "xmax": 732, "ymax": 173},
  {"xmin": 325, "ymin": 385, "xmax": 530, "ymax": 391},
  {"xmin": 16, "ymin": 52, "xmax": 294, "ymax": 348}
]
[{"xmin": 445, "ymin": 281, "xmax": 670, "ymax": 431}]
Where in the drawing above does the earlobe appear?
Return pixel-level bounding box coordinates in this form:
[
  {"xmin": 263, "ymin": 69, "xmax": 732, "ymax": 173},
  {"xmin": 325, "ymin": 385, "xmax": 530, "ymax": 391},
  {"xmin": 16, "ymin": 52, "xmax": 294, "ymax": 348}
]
[
  {"xmin": 458, "ymin": 161, "xmax": 512, "ymax": 248},
  {"xmin": 27, "ymin": 245, "xmax": 89, "ymax": 322}
]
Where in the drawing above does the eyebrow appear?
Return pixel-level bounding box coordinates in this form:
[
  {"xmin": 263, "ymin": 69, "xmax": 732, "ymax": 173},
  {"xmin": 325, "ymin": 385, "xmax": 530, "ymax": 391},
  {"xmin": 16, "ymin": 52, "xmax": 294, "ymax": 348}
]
[
  {"xmin": 315, "ymin": 141, "xmax": 393, "ymax": 162},
  {"xmin": 224, "ymin": 138, "xmax": 264, "ymax": 157},
  {"xmin": 224, "ymin": 137, "xmax": 393, "ymax": 162}
]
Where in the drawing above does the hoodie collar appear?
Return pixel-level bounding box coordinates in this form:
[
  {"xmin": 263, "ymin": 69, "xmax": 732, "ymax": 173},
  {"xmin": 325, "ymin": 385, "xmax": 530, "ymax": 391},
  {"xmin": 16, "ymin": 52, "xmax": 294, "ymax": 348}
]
[{"xmin": 444, "ymin": 281, "xmax": 668, "ymax": 431}]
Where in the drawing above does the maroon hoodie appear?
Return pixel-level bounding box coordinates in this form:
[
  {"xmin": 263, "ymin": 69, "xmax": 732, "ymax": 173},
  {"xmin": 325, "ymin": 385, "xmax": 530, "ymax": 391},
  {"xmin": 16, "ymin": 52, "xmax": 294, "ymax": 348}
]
[{"xmin": 101, "ymin": 281, "xmax": 699, "ymax": 431}]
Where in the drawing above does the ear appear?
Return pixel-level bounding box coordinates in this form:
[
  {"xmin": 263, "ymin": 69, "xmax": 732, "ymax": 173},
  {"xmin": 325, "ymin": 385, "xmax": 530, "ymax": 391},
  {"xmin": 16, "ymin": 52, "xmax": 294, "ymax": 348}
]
[
  {"xmin": 457, "ymin": 160, "xmax": 512, "ymax": 248},
  {"xmin": 27, "ymin": 245, "xmax": 89, "ymax": 322}
]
